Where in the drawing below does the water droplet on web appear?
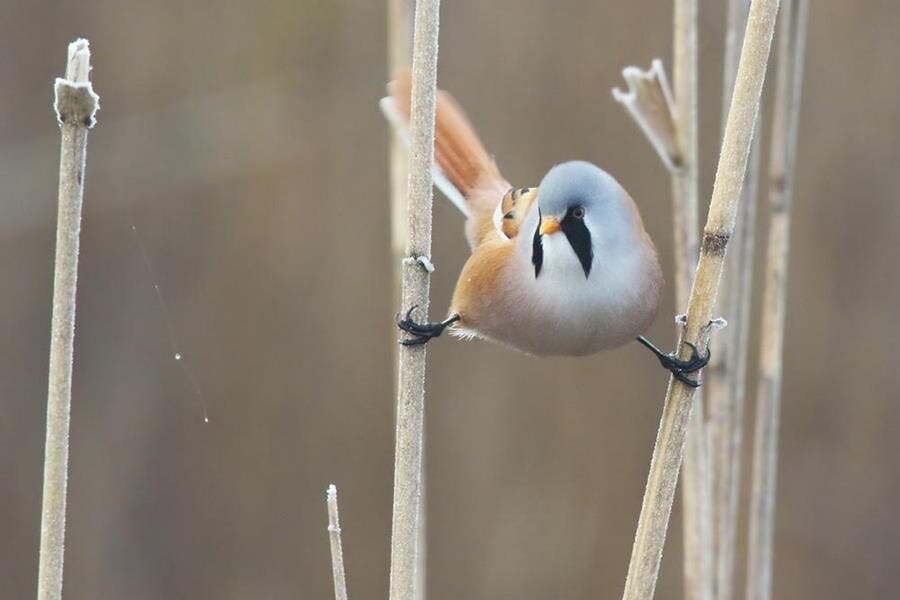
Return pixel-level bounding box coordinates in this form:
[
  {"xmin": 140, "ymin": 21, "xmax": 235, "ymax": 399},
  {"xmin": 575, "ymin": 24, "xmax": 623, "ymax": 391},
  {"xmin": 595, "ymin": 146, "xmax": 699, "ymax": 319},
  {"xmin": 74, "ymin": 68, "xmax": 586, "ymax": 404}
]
[{"xmin": 132, "ymin": 223, "xmax": 207, "ymax": 423}]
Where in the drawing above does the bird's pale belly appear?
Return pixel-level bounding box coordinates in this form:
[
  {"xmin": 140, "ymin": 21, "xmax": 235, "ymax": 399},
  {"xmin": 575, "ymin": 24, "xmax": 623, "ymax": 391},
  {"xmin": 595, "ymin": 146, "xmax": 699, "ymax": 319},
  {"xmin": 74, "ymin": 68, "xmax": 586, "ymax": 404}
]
[{"xmin": 455, "ymin": 250, "xmax": 660, "ymax": 357}]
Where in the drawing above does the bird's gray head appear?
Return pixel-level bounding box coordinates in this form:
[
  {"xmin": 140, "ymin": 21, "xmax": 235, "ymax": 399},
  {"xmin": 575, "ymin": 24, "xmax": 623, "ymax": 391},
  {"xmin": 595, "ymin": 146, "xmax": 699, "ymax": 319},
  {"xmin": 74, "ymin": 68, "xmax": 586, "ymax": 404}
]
[{"xmin": 529, "ymin": 160, "xmax": 639, "ymax": 279}]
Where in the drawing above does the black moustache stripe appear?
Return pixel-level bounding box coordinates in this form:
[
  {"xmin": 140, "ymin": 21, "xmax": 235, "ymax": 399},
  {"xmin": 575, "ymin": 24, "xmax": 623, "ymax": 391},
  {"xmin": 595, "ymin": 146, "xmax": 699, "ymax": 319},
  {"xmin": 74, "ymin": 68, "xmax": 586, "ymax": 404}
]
[
  {"xmin": 532, "ymin": 210, "xmax": 544, "ymax": 278},
  {"xmin": 561, "ymin": 209, "xmax": 593, "ymax": 278}
]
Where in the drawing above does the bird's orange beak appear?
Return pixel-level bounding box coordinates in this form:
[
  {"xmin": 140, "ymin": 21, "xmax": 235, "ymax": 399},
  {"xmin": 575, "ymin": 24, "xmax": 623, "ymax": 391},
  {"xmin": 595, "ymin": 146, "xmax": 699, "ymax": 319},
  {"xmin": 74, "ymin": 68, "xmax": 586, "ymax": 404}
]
[{"xmin": 539, "ymin": 217, "xmax": 561, "ymax": 236}]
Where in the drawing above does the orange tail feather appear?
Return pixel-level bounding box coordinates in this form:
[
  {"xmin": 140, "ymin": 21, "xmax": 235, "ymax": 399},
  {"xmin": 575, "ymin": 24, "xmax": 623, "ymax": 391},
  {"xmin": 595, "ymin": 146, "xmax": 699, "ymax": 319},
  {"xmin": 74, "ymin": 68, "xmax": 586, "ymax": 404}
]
[{"xmin": 389, "ymin": 69, "xmax": 509, "ymax": 206}]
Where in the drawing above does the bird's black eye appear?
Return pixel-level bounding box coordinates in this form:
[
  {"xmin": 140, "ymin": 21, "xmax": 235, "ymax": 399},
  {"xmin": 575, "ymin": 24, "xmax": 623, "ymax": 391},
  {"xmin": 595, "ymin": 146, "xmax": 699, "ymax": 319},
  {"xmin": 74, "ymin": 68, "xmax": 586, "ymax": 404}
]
[{"xmin": 572, "ymin": 206, "xmax": 585, "ymax": 219}]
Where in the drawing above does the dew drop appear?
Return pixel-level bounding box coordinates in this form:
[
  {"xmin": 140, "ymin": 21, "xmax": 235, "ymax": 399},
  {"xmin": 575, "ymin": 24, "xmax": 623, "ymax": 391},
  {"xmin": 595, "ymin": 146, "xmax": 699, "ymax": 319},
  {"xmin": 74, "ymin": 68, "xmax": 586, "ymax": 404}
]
[{"xmin": 174, "ymin": 352, "xmax": 182, "ymax": 361}]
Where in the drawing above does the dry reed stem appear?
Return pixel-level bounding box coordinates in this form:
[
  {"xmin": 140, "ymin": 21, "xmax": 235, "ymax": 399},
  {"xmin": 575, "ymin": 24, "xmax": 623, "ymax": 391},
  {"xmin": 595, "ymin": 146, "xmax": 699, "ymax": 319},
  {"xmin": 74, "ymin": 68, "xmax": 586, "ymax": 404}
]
[
  {"xmin": 706, "ymin": 1, "xmax": 761, "ymax": 596},
  {"xmin": 612, "ymin": 61, "xmax": 680, "ymax": 170},
  {"xmin": 671, "ymin": 3, "xmax": 713, "ymax": 599},
  {"xmin": 709, "ymin": 131, "xmax": 759, "ymax": 600},
  {"xmin": 612, "ymin": 8, "xmax": 711, "ymax": 596},
  {"xmin": 388, "ymin": 1, "xmax": 441, "ymax": 600},
  {"xmin": 37, "ymin": 38, "xmax": 99, "ymax": 600},
  {"xmin": 671, "ymin": 0, "xmax": 700, "ymax": 306},
  {"xmin": 622, "ymin": 2, "xmax": 780, "ymax": 598},
  {"xmin": 613, "ymin": 21, "xmax": 709, "ymax": 600},
  {"xmin": 326, "ymin": 485, "xmax": 349, "ymax": 600},
  {"xmin": 745, "ymin": 1, "xmax": 807, "ymax": 598},
  {"xmin": 386, "ymin": 4, "xmax": 428, "ymax": 599}
]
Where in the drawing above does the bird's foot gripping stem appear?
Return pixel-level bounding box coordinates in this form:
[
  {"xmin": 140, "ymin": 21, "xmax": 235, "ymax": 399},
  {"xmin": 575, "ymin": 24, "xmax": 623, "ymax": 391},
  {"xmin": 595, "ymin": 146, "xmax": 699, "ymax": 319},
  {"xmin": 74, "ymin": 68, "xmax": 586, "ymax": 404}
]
[
  {"xmin": 636, "ymin": 335, "xmax": 711, "ymax": 388},
  {"xmin": 397, "ymin": 306, "xmax": 460, "ymax": 346}
]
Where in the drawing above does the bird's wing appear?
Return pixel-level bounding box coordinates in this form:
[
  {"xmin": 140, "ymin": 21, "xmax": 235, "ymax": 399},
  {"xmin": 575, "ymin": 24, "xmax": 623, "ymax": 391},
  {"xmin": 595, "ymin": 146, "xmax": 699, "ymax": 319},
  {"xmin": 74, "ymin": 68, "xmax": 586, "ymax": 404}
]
[{"xmin": 449, "ymin": 236, "xmax": 516, "ymax": 330}]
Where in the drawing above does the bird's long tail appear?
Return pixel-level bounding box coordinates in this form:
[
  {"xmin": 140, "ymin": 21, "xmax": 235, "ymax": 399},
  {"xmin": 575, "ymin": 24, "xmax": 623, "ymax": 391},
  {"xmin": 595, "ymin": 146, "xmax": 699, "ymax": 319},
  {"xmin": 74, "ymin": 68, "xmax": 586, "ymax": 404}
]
[{"xmin": 383, "ymin": 69, "xmax": 510, "ymax": 217}]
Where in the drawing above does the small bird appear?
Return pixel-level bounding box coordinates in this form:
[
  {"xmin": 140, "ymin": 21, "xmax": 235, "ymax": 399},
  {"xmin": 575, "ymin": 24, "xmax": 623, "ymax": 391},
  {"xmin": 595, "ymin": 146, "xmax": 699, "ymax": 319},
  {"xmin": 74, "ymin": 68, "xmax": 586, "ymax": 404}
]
[{"xmin": 384, "ymin": 72, "xmax": 708, "ymax": 386}]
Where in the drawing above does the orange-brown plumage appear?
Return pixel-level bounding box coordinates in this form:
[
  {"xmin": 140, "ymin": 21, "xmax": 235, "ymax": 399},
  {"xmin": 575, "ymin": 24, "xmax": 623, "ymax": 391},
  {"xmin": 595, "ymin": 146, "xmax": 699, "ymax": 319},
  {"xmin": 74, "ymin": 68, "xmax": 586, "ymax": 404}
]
[
  {"xmin": 386, "ymin": 72, "xmax": 664, "ymax": 358},
  {"xmin": 450, "ymin": 238, "xmax": 513, "ymax": 327},
  {"xmin": 390, "ymin": 70, "xmax": 526, "ymax": 247},
  {"xmin": 390, "ymin": 69, "xmax": 538, "ymax": 331}
]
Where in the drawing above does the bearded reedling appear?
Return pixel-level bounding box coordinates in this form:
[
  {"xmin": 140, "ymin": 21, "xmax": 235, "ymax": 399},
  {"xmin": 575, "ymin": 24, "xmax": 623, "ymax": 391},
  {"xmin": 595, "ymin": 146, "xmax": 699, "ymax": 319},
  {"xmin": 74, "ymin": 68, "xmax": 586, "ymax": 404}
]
[{"xmin": 383, "ymin": 72, "xmax": 708, "ymax": 385}]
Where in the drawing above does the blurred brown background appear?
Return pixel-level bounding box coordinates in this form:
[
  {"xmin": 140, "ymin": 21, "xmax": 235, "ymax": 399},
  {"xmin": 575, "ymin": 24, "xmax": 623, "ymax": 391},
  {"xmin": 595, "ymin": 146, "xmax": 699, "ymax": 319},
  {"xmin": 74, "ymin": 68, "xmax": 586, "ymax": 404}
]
[{"xmin": 2, "ymin": 1, "xmax": 898, "ymax": 598}]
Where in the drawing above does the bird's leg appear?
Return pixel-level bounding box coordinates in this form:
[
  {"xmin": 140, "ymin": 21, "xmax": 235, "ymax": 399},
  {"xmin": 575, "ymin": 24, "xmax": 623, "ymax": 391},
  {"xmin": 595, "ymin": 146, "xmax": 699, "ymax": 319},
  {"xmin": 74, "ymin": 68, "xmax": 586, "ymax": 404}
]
[
  {"xmin": 636, "ymin": 335, "xmax": 711, "ymax": 388},
  {"xmin": 397, "ymin": 306, "xmax": 461, "ymax": 346}
]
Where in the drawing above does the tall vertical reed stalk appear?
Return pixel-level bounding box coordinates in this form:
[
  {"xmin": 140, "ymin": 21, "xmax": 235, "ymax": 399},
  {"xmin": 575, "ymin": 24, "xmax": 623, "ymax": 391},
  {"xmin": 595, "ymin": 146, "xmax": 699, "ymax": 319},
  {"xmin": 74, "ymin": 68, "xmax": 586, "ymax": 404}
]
[
  {"xmin": 388, "ymin": 2, "xmax": 441, "ymax": 600},
  {"xmin": 613, "ymin": 2, "xmax": 712, "ymax": 596},
  {"xmin": 386, "ymin": 3, "xmax": 427, "ymax": 598},
  {"xmin": 745, "ymin": 1, "xmax": 808, "ymax": 598},
  {"xmin": 613, "ymin": 3, "xmax": 711, "ymax": 596},
  {"xmin": 670, "ymin": 3, "xmax": 714, "ymax": 599},
  {"xmin": 706, "ymin": 1, "xmax": 761, "ymax": 596},
  {"xmin": 37, "ymin": 38, "xmax": 99, "ymax": 600},
  {"xmin": 622, "ymin": 2, "xmax": 780, "ymax": 597}
]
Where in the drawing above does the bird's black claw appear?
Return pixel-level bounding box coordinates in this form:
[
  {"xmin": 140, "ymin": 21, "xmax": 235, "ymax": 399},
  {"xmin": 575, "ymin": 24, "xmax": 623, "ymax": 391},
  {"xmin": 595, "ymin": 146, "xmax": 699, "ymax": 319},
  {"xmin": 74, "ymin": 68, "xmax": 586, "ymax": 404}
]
[
  {"xmin": 671, "ymin": 370, "xmax": 703, "ymax": 388},
  {"xmin": 397, "ymin": 306, "xmax": 460, "ymax": 346},
  {"xmin": 636, "ymin": 336, "xmax": 711, "ymax": 387},
  {"xmin": 657, "ymin": 341, "xmax": 710, "ymax": 373}
]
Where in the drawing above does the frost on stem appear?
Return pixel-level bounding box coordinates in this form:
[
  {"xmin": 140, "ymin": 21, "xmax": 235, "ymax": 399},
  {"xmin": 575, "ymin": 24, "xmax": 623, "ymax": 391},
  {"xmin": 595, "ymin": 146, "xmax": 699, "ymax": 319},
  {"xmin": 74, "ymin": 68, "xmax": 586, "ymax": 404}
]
[
  {"xmin": 612, "ymin": 60, "xmax": 681, "ymax": 171},
  {"xmin": 54, "ymin": 81, "xmax": 99, "ymax": 128},
  {"xmin": 38, "ymin": 38, "xmax": 99, "ymax": 600},
  {"xmin": 402, "ymin": 255, "xmax": 435, "ymax": 273},
  {"xmin": 326, "ymin": 484, "xmax": 349, "ymax": 600},
  {"xmin": 53, "ymin": 39, "xmax": 99, "ymax": 128}
]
